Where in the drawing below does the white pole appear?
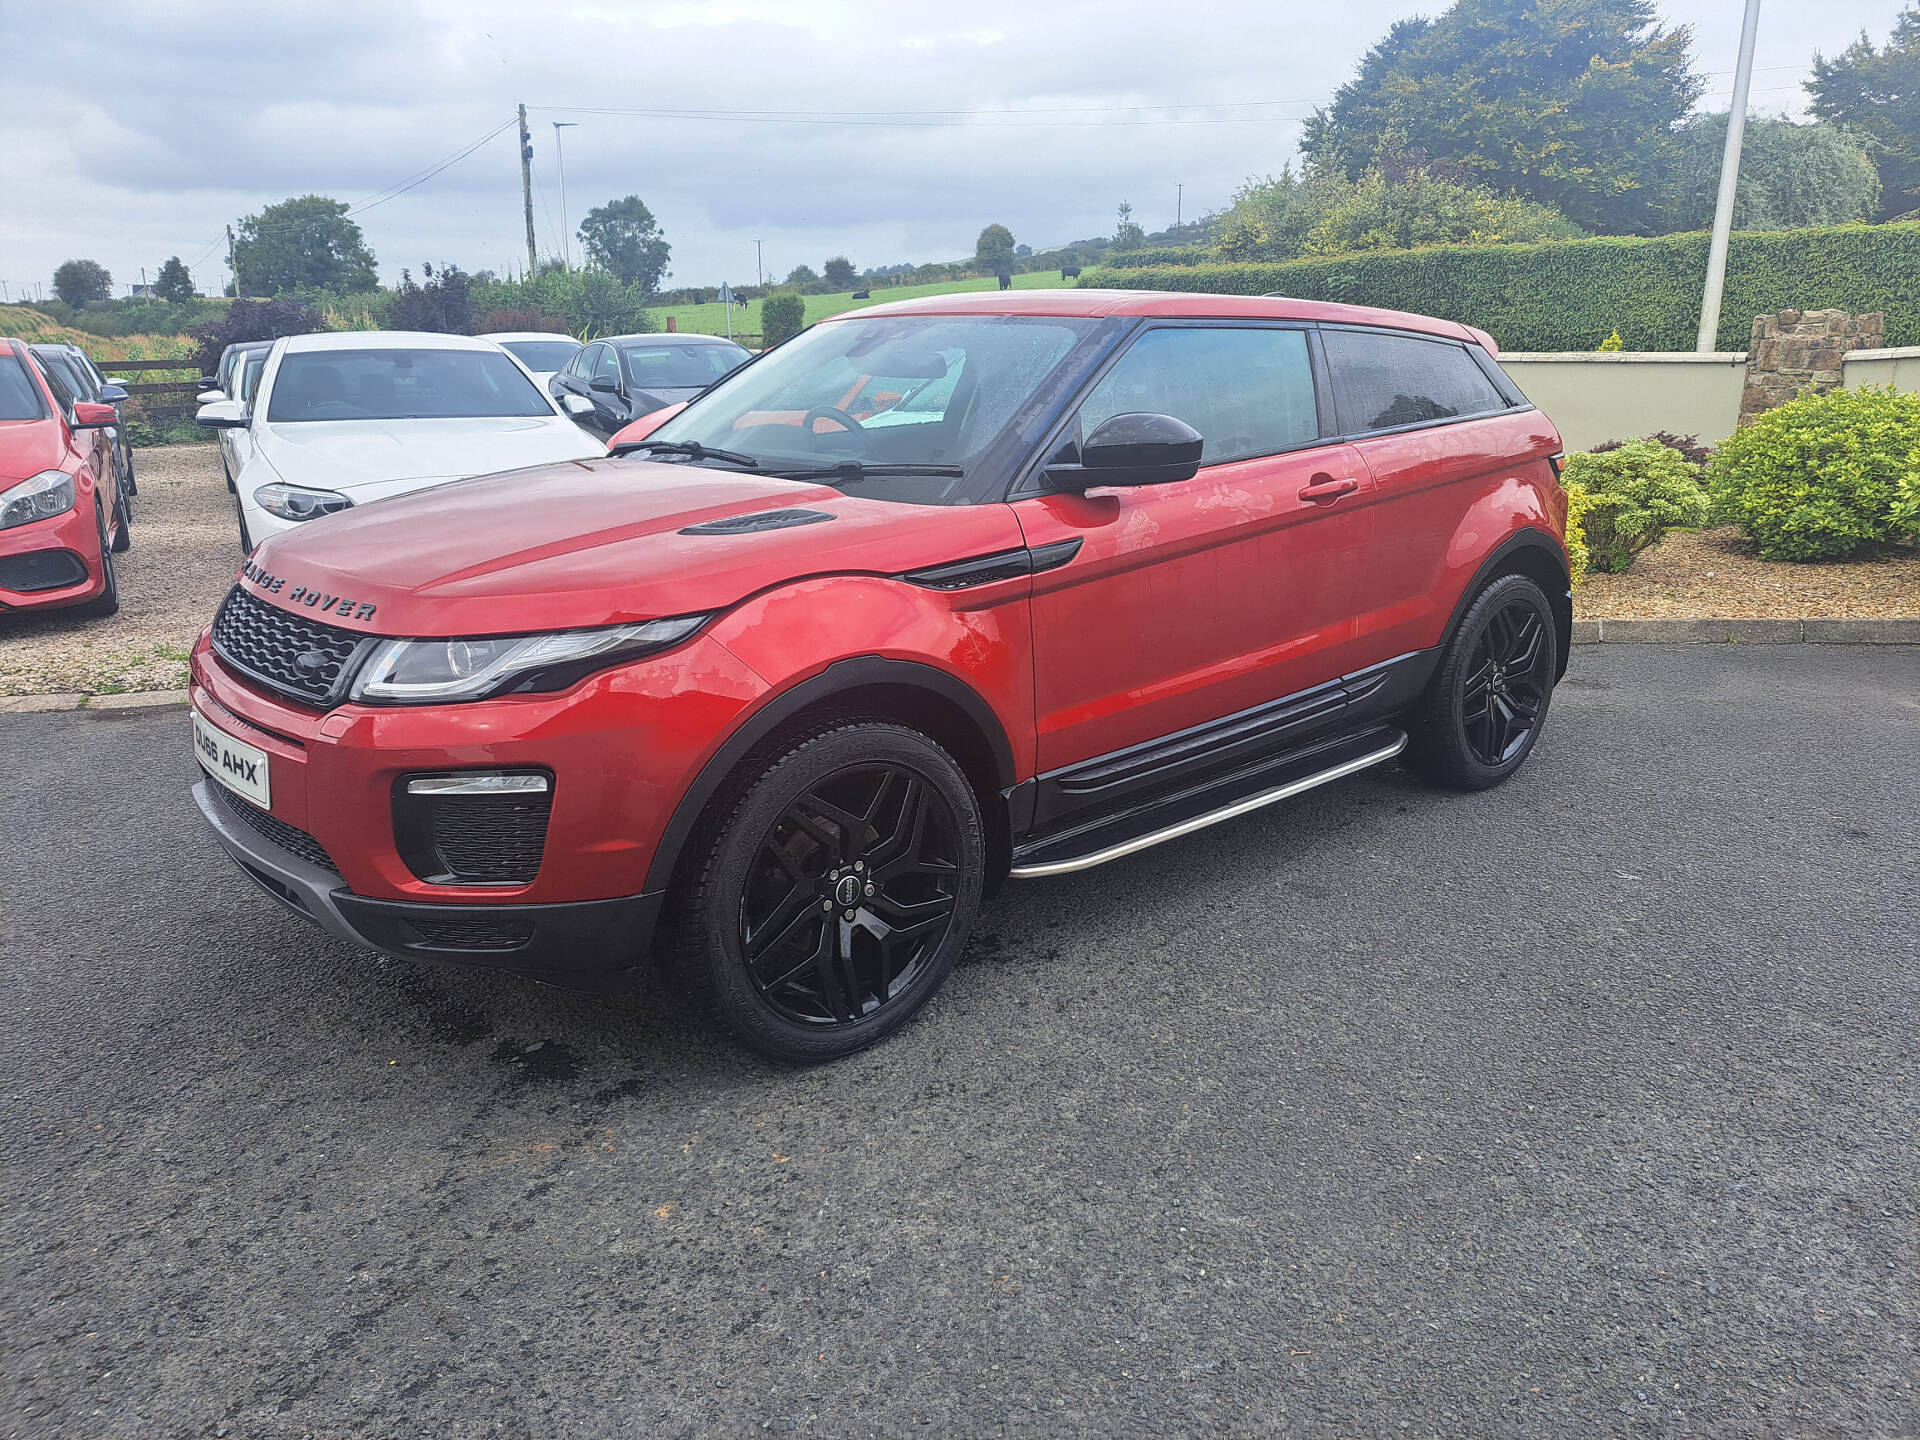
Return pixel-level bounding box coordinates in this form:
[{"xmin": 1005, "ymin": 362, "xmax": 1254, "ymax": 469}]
[
  {"xmin": 553, "ymin": 122, "xmax": 579, "ymax": 269},
  {"xmin": 1697, "ymin": 0, "xmax": 1763, "ymax": 353}
]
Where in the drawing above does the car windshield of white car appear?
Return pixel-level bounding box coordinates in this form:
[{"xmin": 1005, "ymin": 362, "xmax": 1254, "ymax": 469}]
[
  {"xmin": 619, "ymin": 342, "xmax": 751, "ymax": 390},
  {"xmin": 265, "ymin": 349, "xmax": 554, "ymax": 423},
  {"xmin": 644, "ymin": 315, "xmax": 1108, "ymax": 500},
  {"xmin": 0, "ymin": 355, "xmax": 47, "ymax": 421},
  {"xmin": 501, "ymin": 340, "xmax": 581, "ymax": 372}
]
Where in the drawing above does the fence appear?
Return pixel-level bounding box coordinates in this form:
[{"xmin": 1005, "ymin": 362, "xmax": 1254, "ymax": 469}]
[{"xmin": 103, "ymin": 356, "xmax": 204, "ymax": 421}]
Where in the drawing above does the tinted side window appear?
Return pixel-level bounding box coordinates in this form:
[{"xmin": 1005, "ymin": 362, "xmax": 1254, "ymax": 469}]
[
  {"xmin": 1323, "ymin": 330, "xmax": 1506, "ymax": 434},
  {"xmin": 35, "ymin": 358, "xmax": 77, "ymax": 417},
  {"xmin": 1078, "ymin": 326, "xmax": 1319, "ymax": 465},
  {"xmin": 592, "ymin": 346, "xmax": 620, "ymax": 384}
]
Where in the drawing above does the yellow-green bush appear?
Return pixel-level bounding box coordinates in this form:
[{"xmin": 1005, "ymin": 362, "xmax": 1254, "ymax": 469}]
[
  {"xmin": 1560, "ymin": 442, "xmax": 1709, "ymax": 573},
  {"xmin": 1562, "ymin": 481, "xmax": 1594, "ymax": 586},
  {"xmin": 1708, "ymin": 387, "xmax": 1920, "ymax": 560}
]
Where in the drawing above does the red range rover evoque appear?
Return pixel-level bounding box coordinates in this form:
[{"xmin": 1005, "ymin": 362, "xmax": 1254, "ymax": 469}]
[{"xmin": 189, "ymin": 290, "xmax": 1571, "ymax": 1061}]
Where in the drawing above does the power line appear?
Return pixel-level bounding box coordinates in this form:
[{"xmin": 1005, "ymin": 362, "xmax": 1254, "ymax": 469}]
[{"xmin": 531, "ymin": 96, "xmax": 1329, "ymax": 121}]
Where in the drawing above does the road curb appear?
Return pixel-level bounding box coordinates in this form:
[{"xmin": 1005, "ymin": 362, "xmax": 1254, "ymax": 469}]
[
  {"xmin": 1571, "ymin": 618, "xmax": 1918, "ymax": 645},
  {"xmin": 0, "ymin": 689, "xmax": 190, "ymax": 716}
]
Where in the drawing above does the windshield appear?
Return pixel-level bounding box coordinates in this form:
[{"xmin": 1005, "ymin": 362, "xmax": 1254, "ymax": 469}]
[
  {"xmin": 266, "ymin": 348, "xmax": 555, "ymax": 422},
  {"xmin": 620, "ymin": 341, "xmax": 750, "ymax": 390},
  {"xmin": 0, "ymin": 356, "xmax": 47, "ymax": 421},
  {"xmin": 645, "ymin": 315, "xmax": 1104, "ymax": 501},
  {"xmin": 500, "ymin": 339, "xmax": 581, "ymax": 372}
]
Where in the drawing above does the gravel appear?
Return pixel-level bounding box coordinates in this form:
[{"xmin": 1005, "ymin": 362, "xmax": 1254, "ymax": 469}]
[
  {"xmin": 3, "ymin": 644, "xmax": 1915, "ymax": 1438},
  {"xmin": 1575, "ymin": 526, "xmax": 1920, "ymax": 620},
  {"xmin": 0, "ymin": 444, "xmax": 235, "ymax": 696}
]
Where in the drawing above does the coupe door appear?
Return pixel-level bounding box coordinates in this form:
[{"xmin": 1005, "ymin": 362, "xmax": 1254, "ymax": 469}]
[{"xmin": 1010, "ymin": 324, "xmax": 1378, "ymax": 784}]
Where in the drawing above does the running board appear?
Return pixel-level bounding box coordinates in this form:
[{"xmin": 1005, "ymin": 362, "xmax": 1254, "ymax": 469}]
[{"xmin": 1009, "ymin": 728, "xmax": 1407, "ymax": 879}]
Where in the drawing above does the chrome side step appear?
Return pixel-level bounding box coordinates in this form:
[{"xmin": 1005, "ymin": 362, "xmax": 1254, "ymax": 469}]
[{"xmin": 1009, "ymin": 734, "xmax": 1407, "ymax": 879}]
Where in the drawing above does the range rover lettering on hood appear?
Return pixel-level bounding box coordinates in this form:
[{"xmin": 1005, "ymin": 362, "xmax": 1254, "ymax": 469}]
[{"xmin": 242, "ymin": 559, "xmax": 377, "ymax": 622}]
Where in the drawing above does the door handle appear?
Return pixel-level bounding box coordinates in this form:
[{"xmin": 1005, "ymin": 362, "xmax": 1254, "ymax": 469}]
[{"xmin": 1299, "ymin": 475, "xmax": 1360, "ymax": 502}]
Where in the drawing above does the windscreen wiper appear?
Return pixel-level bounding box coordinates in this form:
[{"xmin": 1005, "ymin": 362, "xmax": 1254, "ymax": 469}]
[
  {"xmin": 765, "ymin": 462, "xmax": 966, "ymax": 481},
  {"xmin": 610, "ymin": 439, "xmax": 761, "ymax": 468}
]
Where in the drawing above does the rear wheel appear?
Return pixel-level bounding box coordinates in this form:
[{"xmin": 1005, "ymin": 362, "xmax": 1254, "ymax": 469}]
[
  {"xmin": 74, "ymin": 502, "xmax": 120, "ymax": 618},
  {"xmin": 234, "ymin": 495, "xmax": 254, "ymax": 555},
  {"xmin": 110, "ymin": 482, "xmax": 132, "ymax": 552},
  {"xmin": 1403, "ymin": 572, "xmax": 1556, "ymax": 791},
  {"xmin": 675, "ymin": 720, "xmax": 985, "ymax": 1063}
]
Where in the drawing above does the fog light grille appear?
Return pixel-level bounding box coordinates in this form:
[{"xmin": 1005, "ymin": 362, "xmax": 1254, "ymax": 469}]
[{"xmin": 394, "ymin": 772, "xmax": 553, "ymax": 886}]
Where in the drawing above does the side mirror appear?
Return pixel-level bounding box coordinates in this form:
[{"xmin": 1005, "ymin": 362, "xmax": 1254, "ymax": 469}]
[
  {"xmin": 196, "ymin": 389, "xmax": 225, "ymax": 404},
  {"xmin": 1048, "ymin": 412, "xmax": 1203, "ymax": 490},
  {"xmin": 99, "ymin": 383, "xmax": 129, "ymax": 404},
  {"xmin": 589, "ymin": 375, "xmax": 622, "ymax": 395},
  {"xmin": 561, "ymin": 394, "xmax": 595, "ymax": 417},
  {"xmin": 72, "ymin": 401, "xmax": 119, "ymax": 430},
  {"xmin": 199, "ymin": 376, "xmax": 220, "ymax": 389},
  {"xmin": 196, "ymin": 399, "xmax": 248, "ymax": 430}
]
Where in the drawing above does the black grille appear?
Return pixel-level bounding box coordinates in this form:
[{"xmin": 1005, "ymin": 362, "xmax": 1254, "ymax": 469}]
[
  {"xmin": 405, "ymin": 915, "xmax": 535, "ymax": 951},
  {"xmin": 212, "ymin": 586, "xmax": 369, "ymax": 707},
  {"xmin": 394, "ymin": 783, "xmax": 553, "ymax": 886},
  {"xmin": 0, "ymin": 549, "xmax": 90, "ymax": 594},
  {"xmin": 212, "ymin": 781, "xmax": 340, "ymax": 874}
]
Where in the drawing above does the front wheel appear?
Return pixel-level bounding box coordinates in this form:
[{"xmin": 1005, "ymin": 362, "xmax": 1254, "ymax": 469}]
[
  {"xmin": 1403, "ymin": 572, "xmax": 1557, "ymax": 791},
  {"xmin": 74, "ymin": 502, "xmax": 120, "ymax": 618},
  {"xmin": 675, "ymin": 720, "xmax": 985, "ymax": 1063}
]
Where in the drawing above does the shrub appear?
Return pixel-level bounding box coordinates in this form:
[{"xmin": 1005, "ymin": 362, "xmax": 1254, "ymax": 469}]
[
  {"xmin": 386, "ymin": 263, "xmax": 473, "ymax": 335},
  {"xmin": 1597, "ymin": 330, "xmax": 1624, "ymax": 352},
  {"xmin": 1707, "ymin": 386, "xmax": 1920, "ymax": 560},
  {"xmin": 476, "ymin": 307, "xmax": 567, "ymax": 334},
  {"xmin": 186, "ymin": 297, "xmax": 329, "ymax": 375},
  {"xmin": 761, "ymin": 292, "xmax": 806, "ymax": 348},
  {"xmin": 1077, "ymin": 222, "xmax": 1920, "ymax": 351},
  {"xmin": 1890, "ymin": 468, "xmax": 1920, "ymax": 536},
  {"xmin": 1562, "ymin": 480, "xmax": 1594, "ymax": 586},
  {"xmin": 1560, "ymin": 441, "xmax": 1710, "ymax": 573},
  {"xmin": 1591, "ymin": 430, "xmax": 1712, "ymax": 467}
]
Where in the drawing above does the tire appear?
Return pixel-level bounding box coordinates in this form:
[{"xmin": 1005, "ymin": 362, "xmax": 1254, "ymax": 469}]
[
  {"xmin": 121, "ymin": 442, "xmax": 136, "ymax": 496},
  {"xmin": 235, "ymin": 495, "xmax": 254, "ymax": 555},
  {"xmin": 110, "ymin": 482, "xmax": 131, "ymax": 552},
  {"xmin": 674, "ymin": 719, "xmax": 985, "ymax": 1063},
  {"xmin": 74, "ymin": 503, "xmax": 120, "ymax": 618},
  {"xmin": 1402, "ymin": 572, "xmax": 1557, "ymax": 791},
  {"xmin": 223, "ymin": 459, "xmax": 235, "ymax": 494}
]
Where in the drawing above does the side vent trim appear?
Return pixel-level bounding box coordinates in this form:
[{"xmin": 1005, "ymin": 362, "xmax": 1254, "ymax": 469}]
[{"xmin": 680, "ymin": 508, "xmax": 835, "ymax": 536}]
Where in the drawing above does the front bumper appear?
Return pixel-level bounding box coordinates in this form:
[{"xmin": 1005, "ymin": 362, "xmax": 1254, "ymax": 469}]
[
  {"xmin": 193, "ymin": 778, "xmax": 661, "ymax": 990},
  {"xmin": 0, "ymin": 501, "xmax": 105, "ymax": 612}
]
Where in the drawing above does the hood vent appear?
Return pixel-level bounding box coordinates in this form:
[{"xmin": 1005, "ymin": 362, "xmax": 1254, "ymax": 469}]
[{"xmin": 680, "ymin": 508, "xmax": 834, "ymax": 536}]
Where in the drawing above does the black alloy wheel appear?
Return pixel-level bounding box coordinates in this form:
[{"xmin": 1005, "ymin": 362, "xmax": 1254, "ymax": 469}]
[
  {"xmin": 110, "ymin": 482, "xmax": 132, "ymax": 552},
  {"xmin": 677, "ymin": 720, "xmax": 984, "ymax": 1062},
  {"xmin": 76, "ymin": 501, "xmax": 120, "ymax": 618},
  {"xmin": 1403, "ymin": 571, "xmax": 1557, "ymax": 791}
]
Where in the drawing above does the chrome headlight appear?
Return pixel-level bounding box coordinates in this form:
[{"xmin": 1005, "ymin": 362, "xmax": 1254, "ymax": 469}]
[
  {"xmin": 349, "ymin": 615, "xmax": 708, "ymax": 705},
  {"xmin": 253, "ymin": 483, "xmax": 352, "ymax": 522},
  {"xmin": 0, "ymin": 470, "xmax": 77, "ymax": 530}
]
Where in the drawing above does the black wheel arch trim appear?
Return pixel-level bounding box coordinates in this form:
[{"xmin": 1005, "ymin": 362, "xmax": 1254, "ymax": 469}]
[
  {"xmin": 643, "ymin": 655, "xmax": 1018, "ymax": 894},
  {"xmin": 1441, "ymin": 527, "xmax": 1573, "ymax": 681}
]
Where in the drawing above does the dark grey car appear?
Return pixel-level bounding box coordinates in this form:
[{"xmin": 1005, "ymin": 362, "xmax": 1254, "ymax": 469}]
[{"xmin": 549, "ymin": 334, "xmax": 752, "ymax": 437}]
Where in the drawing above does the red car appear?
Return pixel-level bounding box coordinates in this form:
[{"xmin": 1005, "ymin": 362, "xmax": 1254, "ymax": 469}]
[
  {"xmin": 189, "ymin": 291, "xmax": 1570, "ymax": 1062},
  {"xmin": 1, "ymin": 338, "xmax": 128, "ymax": 617}
]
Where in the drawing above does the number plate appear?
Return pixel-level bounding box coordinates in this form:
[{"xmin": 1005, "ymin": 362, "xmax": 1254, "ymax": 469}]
[{"xmin": 193, "ymin": 704, "xmax": 271, "ymax": 809}]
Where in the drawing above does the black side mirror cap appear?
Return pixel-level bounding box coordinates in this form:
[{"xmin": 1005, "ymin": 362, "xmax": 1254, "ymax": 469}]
[
  {"xmin": 589, "ymin": 376, "xmax": 621, "ymax": 394},
  {"xmin": 1047, "ymin": 412, "xmax": 1203, "ymax": 490}
]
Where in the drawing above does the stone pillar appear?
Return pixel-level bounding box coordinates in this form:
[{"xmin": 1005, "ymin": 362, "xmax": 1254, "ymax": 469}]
[{"xmin": 1738, "ymin": 309, "xmax": 1884, "ymax": 425}]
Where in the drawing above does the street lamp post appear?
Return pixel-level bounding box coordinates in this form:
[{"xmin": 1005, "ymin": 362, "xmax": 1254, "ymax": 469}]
[
  {"xmin": 552, "ymin": 121, "xmax": 580, "ymax": 269},
  {"xmin": 1697, "ymin": 0, "xmax": 1763, "ymax": 353}
]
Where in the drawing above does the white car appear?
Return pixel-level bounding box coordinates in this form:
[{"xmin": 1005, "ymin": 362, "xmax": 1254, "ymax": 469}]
[
  {"xmin": 478, "ymin": 331, "xmax": 584, "ymax": 389},
  {"xmin": 196, "ymin": 331, "xmax": 604, "ymax": 552}
]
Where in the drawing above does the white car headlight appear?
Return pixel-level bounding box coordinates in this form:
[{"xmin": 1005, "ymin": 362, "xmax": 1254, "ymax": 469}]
[
  {"xmin": 0, "ymin": 470, "xmax": 77, "ymax": 530},
  {"xmin": 253, "ymin": 483, "xmax": 352, "ymax": 522},
  {"xmin": 349, "ymin": 615, "xmax": 708, "ymax": 705}
]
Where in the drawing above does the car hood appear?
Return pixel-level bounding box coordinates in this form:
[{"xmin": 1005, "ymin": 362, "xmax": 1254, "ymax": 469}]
[
  {"xmin": 256, "ymin": 416, "xmax": 603, "ymax": 499},
  {"xmin": 0, "ymin": 418, "xmax": 67, "ymax": 483},
  {"xmin": 241, "ymin": 456, "xmax": 1027, "ymax": 637}
]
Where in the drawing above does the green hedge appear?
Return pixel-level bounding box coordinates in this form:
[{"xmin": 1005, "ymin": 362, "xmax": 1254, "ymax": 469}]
[
  {"xmin": 1097, "ymin": 247, "xmax": 1215, "ymax": 270},
  {"xmin": 1077, "ymin": 223, "xmax": 1920, "ymax": 351}
]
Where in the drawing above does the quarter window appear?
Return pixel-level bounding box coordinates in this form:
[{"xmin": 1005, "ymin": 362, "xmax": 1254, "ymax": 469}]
[
  {"xmin": 591, "ymin": 346, "xmax": 621, "ymax": 386},
  {"xmin": 1322, "ymin": 329, "xmax": 1507, "ymax": 434},
  {"xmin": 1077, "ymin": 327, "xmax": 1319, "ymax": 465}
]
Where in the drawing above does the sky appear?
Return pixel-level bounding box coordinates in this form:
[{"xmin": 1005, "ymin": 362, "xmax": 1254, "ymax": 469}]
[{"xmin": 0, "ymin": 0, "xmax": 1905, "ymax": 301}]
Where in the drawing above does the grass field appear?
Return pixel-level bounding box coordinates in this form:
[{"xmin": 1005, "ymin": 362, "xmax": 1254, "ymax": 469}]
[{"xmin": 657, "ymin": 271, "xmax": 1088, "ymax": 338}]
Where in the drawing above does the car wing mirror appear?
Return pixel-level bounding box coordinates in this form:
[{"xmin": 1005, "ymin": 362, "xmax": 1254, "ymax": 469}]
[
  {"xmin": 72, "ymin": 401, "xmax": 120, "ymax": 430},
  {"xmin": 561, "ymin": 394, "xmax": 595, "ymax": 417},
  {"xmin": 1046, "ymin": 412, "xmax": 1203, "ymax": 491},
  {"xmin": 99, "ymin": 383, "xmax": 129, "ymax": 403},
  {"xmin": 589, "ymin": 376, "xmax": 622, "ymax": 395},
  {"xmin": 196, "ymin": 399, "xmax": 248, "ymax": 430}
]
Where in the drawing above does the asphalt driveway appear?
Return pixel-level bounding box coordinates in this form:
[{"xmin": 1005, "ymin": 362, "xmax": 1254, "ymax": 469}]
[{"xmin": 3, "ymin": 645, "xmax": 1915, "ymax": 1438}]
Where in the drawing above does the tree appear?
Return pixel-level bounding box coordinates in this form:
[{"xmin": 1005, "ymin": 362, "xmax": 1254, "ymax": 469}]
[
  {"xmin": 1112, "ymin": 202, "xmax": 1147, "ymax": 251},
  {"xmin": 1807, "ymin": 8, "xmax": 1920, "ymax": 219},
  {"xmin": 822, "ymin": 255, "xmax": 857, "ymax": 289},
  {"xmin": 153, "ymin": 256, "xmax": 195, "ymax": 302},
  {"xmin": 52, "ymin": 259, "xmax": 112, "ymax": 308},
  {"xmin": 186, "ymin": 297, "xmax": 328, "ymax": 376},
  {"xmin": 761, "ymin": 292, "xmax": 806, "ymax": 347},
  {"xmin": 1301, "ymin": 0, "xmax": 1702, "ymax": 235},
  {"xmin": 974, "ymin": 223, "xmax": 1016, "ymax": 275},
  {"xmin": 786, "ymin": 264, "xmax": 820, "ymax": 286},
  {"xmin": 1301, "ymin": 164, "xmax": 1583, "ymax": 254},
  {"xmin": 388, "ymin": 262, "xmax": 474, "ymax": 334},
  {"xmin": 577, "ymin": 195, "xmax": 672, "ymax": 294},
  {"xmin": 1662, "ymin": 114, "xmax": 1880, "ymax": 232},
  {"xmin": 233, "ymin": 195, "xmax": 378, "ymax": 295}
]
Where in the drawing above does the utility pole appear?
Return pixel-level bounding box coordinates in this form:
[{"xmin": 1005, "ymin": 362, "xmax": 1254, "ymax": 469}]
[
  {"xmin": 552, "ymin": 121, "xmax": 579, "ymax": 268},
  {"xmin": 755, "ymin": 239, "xmax": 763, "ymax": 290},
  {"xmin": 1176, "ymin": 184, "xmax": 1183, "ymax": 241},
  {"xmin": 227, "ymin": 224, "xmax": 241, "ymax": 298},
  {"xmin": 1697, "ymin": 0, "xmax": 1762, "ymax": 353},
  {"xmin": 518, "ymin": 103, "xmax": 538, "ymax": 277}
]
